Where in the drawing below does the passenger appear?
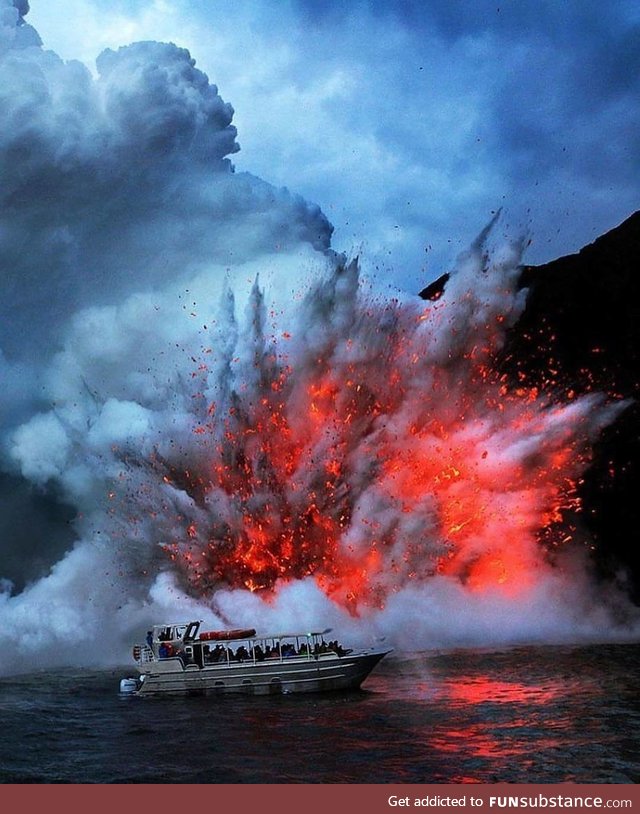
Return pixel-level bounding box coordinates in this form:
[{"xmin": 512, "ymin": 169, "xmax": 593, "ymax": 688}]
[
  {"xmin": 253, "ymin": 644, "xmax": 265, "ymax": 662},
  {"xmin": 159, "ymin": 642, "xmax": 168, "ymax": 658},
  {"xmin": 146, "ymin": 630, "xmax": 153, "ymax": 647},
  {"xmin": 236, "ymin": 645, "xmax": 249, "ymax": 662}
]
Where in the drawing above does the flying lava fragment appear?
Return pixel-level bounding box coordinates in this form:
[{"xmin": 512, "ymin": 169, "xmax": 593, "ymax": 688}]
[{"xmin": 109, "ymin": 228, "xmax": 623, "ymax": 614}]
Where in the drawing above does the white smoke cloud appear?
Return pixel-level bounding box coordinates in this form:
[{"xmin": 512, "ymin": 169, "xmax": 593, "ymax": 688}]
[
  {"xmin": 0, "ymin": 4, "xmax": 333, "ymax": 362},
  {"xmin": 0, "ymin": 0, "xmax": 334, "ymax": 614}
]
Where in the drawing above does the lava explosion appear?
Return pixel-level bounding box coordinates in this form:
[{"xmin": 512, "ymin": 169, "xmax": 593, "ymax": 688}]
[
  {"xmin": 100, "ymin": 227, "xmax": 623, "ymax": 615},
  {"xmin": 2, "ymin": 2, "xmax": 637, "ymax": 673}
]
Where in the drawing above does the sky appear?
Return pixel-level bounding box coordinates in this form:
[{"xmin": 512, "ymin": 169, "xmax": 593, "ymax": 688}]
[
  {"xmin": 26, "ymin": 0, "xmax": 640, "ymax": 294},
  {"xmin": 1, "ymin": 0, "xmax": 640, "ymax": 668}
]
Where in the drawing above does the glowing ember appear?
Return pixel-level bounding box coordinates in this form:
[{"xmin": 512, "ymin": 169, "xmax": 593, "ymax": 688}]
[{"xmin": 114, "ymin": 235, "xmax": 623, "ymax": 613}]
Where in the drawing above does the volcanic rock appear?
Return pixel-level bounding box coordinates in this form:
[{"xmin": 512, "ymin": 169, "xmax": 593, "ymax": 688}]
[
  {"xmin": 421, "ymin": 211, "xmax": 640, "ymax": 602},
  {"xmin": 511, "ymin": 212, "xmax": 640, "ymax": 602}
]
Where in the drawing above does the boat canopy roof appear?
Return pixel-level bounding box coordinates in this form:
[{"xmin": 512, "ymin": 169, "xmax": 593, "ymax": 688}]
[
  {"xmin": 252, "ymin": 628, "xmax": 333, "ymax": 640},
  {"xmin": 149, "ymin": 622, "xmax": 333, "ymax": 643}
]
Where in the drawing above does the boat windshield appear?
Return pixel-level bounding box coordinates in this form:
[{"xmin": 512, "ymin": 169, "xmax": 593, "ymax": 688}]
[{"xmin": 153, "ymin": 621, "xmax": 200, "ymax": 642}]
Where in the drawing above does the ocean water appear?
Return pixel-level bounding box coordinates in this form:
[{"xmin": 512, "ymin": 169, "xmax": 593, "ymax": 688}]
[{"xmin": 0, "ymin": 643, "xmax": 638, "ymax": 784}]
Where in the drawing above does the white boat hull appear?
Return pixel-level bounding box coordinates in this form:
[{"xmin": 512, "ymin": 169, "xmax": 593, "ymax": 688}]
[{"xmin": 132, "ymin": 650, "xmax": 388, "ymax": 697}]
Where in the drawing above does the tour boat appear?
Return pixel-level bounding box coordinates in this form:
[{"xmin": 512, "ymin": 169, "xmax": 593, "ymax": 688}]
[{"xmin": 119, "ymin": 620, "xmax": 391, "ymax": 697}]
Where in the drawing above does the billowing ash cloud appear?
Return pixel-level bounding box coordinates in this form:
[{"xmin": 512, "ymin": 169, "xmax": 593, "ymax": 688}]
[
  {"xmin": 0, "ymin": 2, "xmax": 638, "ymax": 675},
  {"xmin": 0, "ymin": 0, "xmax": 334, "ymax": 592},
  {"xmin": 0, "ymin": 1, "xmax": 332, "ymax": 360}
]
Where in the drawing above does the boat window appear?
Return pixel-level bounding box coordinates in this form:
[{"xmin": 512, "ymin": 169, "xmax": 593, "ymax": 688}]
[{"xmin": 184, "ymin": 621, "xmax": 200, "ymax": 641}]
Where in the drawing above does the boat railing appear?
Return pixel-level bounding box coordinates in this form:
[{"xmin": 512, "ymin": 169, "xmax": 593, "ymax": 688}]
[
  {"xmin": 138, "ymin": 628, "xmax": 357, "ymax": 669},
  {"xmin": 133, "ymin": 643, "xmax": 155, "ymax": 664}
]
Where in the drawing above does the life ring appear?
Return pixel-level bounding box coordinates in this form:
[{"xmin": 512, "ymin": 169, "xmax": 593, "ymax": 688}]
[{"xmin": 199, "ymin": 628, "xmax": 257, "ymax": 641}]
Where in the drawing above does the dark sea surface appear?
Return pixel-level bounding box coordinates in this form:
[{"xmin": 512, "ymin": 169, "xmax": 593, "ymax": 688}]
[{"xmin": 1, "ymin": 643, "xmax": 638, "ymax": 784}]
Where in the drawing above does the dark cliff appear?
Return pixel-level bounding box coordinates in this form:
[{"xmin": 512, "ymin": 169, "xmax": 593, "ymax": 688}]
[
  {"xmin": 422, "ymin": 211, "xmax": 640, "ymax": 601},
  {"xmin": 512, "ymin": 212, "xmax": 640, "ymax": 601}
]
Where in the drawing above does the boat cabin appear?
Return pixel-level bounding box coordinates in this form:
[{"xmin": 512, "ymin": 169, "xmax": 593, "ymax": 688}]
[{"xmin": 135, "ymin": 621, "xmax": 350, "ymax": 669}]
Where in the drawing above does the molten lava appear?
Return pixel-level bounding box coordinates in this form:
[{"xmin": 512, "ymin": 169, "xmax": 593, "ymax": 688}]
[{"xmin": 124, "ymin": 249, "xmax": 620, "ymax": 613}]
